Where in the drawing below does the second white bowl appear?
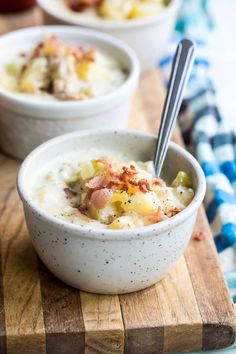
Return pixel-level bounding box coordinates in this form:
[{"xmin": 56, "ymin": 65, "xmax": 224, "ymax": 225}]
[
  {"xmin": 38, "ymin": 0, "xmax": 181, "ymax": 71},
  {"xmin": 0, "ymin": 26, "xmax": 139, "ymax": 159}
]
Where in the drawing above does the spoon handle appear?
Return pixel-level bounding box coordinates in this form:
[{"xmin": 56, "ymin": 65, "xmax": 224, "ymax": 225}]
[{"xmin": 154, "ymin": 39, "xmax": 196, "ymax": 177}]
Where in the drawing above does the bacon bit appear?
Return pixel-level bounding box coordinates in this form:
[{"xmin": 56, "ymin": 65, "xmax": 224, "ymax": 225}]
[
  {"xmin": 64, "ymin": 187, "xmax": 77, "ymax": 199},
  {"xmin": 73, "ymin": 208, "xmax": 91, "ymax": 221},
  {"xmin": 146, "ymin": 207, "xmax": 165, "ymax": 225},
  {"xmin": 138, "ymin": 179, "xmax": 152, "ymax": 193},
  {"xmin": 66, "ymin": 0, "xmax": 102, "ymax": 12},
  {"xmin": 119, "ymin": 166, "xmax": 138, "ymax": 185},
  {"xmin": 83, "ymin": 48, "xmax": 96, "ymax": 61},
  {"xmin": 122, "ymin": 166, "xmax": 137, "ymax": 175},
  {"xmin": 86, "ymin": 176, "xmax": 122, "ymax": 189},
  {"xmin": 72, "ymin": 47, "xmax": 84, "ymax": 61},
  {"xmin": 33, "ymin": 35, "xmax": 70, "ymax": 58},
  {"xmin": 107, "ymin": 214, "xmax": 116, "ymax": 224},
  {"xmin": 193, "ymin": 231, "xmax": 206, "ymax": 241},
  {"xmin": 121, "ymin": 184, "xmax": 129, "ymax": 192},
  {"xmin": 129, "ymin": 179, "xmax": 139, "ymax": 186},
  {"xmin": 37, "ymin": 42, "xmax": 44, "ymax": 49},
  {"xmin": 86, "ymin": 176, "xmax": 107, "ymax": 189},
  {"xmin": 78, "ymin": 204, "xmax": 87, "ymax": 212},
  {"xmin": 79, "ymin": 189, "xmax": 93, "ymax": 211},
  {"xmin": 166, "ymin": 207, "xmax": 182, "ymax": 217},
  {"xmin": 153, "ymin": 178, "xmax": 165, "ymax": 187},
  {"xmin": 90, "ymin": 188, "xmax": 112, "ymax": 209},
  {"xmin": 108, "ymin": 176, "xmax": 123, "ymax": 185}
]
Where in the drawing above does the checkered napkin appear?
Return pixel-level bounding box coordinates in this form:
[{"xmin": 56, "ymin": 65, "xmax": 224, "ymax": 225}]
[{"xmin": 159, "ymin": 1, "xmax": 236, "ymax": 352}]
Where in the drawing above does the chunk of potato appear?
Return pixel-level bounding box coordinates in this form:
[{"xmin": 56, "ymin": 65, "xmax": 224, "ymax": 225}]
[
  {"xmin": 76, "ymin": 61, "xmax": 92, "ymax": 81},
  {"xmin": 88, "ymin": 204, "xmax": 100, "ymax": 220},
  {"xmin": 127, "ymin": 184, "xmax": 139, "ymax": 195},
  {"xmin": 155, "ymin": 187, "xmax": 184, "ymax": 212},
  {"xmin": 121, "ymin": 191, "xmax": 159, "ymax": 216},
  {"xmin": 128, "ymin": 2, "xmax": 163, "ymax": 19},
  {"xmin": 19, "ymin": 57, "xmax": 49, "ymax": 93},
  {"xmin": 98, "ymin": 0, "xmax": 134, "ymax": 19},
  {"xmin": 111, "ymin": 191, "xmax": 128, "ymax": 203},
  {"xmin": 108, "ymin": 215, "xmax": 138, "ymax": 229},
  {"xmin": 90, "ymin": 205, "xmax": 119, "ymax": 224},
  {"xmin": 6, "ymin": 62, "xmax": 21, "ymax": 77}
]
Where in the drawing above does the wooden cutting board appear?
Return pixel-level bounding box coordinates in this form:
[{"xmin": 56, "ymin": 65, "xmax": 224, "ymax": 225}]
[{"xmin": 0, "ymin": 7, "xmax": 236, "ymax": 354}]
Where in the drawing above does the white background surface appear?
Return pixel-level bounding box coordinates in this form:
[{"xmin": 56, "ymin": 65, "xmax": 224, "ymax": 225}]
[{"xmin": 211, "ymin": 0, "xmax": 236, "ymax": 132}]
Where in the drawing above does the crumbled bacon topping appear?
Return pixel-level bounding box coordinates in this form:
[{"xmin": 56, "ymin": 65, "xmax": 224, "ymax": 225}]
[
  {"xmin": 107, "ymin": 214, "xmax": 116, "ymax": 224},
  {"xmin": 78, "ymin": 189, "xmax": 93, "ymax": 211},
  {"xmin": 193, "ymin": 231, "xmax": 206, "ymax": 241},
  {"xmin": 79, "ymin": 161, "xmax": 156, "ymax": 215},
  {"xmin": 121, "ymin": 184, "xmax": 129, "ymax": 192},
  {"xmin": 72, "ymin": 46, "xmax": 85, "ymax": 61},
  {"xmin": 121, "ymin": 166, "xmax": 138, "ymax": 178},
  {"xmin": 85, "ymin": 164, "xmax": 153, "ymax": 195},
  {"xmin": 166, "ymin": 207, "xmax": 182, "ymax": 217},
  {"xmin": 90, "ymin": 188, "xmax": 112, "ymax": 209},
  {"xmin": 86, "ymin": 176, "xmax": 108, "ymax": 189},
  {"xmin": 66, "ymin": 0, "xmax": 102, "ymax": 12},
  {"xmin": 129, "ymin": 179, "xmax": 139, "ymax": 186},
  {"xmin": 153, "ymin": 178, "xmax": 165, "ymax": 187},
  {"xmin": 83, "ymin": 48, "xmax": 96, "ymax": 61},
  {"xmin": 32, "ymin": 35, "xmax": 96, "ymax": 63},
  {"xmin": 146, "ymin": 207, "xmax": 166, "ymax": 224},
  {"xmin": 138, "ymin": 179, "xmax": 152, "ymax": 193}
]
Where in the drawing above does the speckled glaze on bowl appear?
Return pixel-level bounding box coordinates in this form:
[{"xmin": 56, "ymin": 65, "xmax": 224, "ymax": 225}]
[
  {"xmin": 0, "ymin": 26, "xmax": 139, "ymax": 159},
  {"xmin": 17, "ymin": 130, "xmax": 206, "ymax": 294}
]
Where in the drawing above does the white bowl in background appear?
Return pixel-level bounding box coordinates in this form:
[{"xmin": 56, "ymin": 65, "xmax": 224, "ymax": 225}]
[
  {"xmin": 38, "ymin": 0, "xmax": 181, "ymax": 71},
  {"xmin": 0, "ymin": 26, "xmax": 139, "ymax": 159},
  {"xmin": 17, "ymin": 129, "xmax": 206, "ymax": 294}
]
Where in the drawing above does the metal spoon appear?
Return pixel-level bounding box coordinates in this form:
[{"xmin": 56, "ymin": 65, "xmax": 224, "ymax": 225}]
[{"xmin": 154, "ymin": 39, "xmax": 196, "ymax": 177}]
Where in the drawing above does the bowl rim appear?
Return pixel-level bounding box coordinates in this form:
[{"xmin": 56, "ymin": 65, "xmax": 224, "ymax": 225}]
[
  {"xmin": 17, "ymin": 129, "xmax": 206, "ymax": 240},
  {"xmin": 0, "ymin": 25, "xmax": 140, "ymax": 111},
  {"xmin": 37, "ymin": 0, "xmax": 181, "ymax": 30}
]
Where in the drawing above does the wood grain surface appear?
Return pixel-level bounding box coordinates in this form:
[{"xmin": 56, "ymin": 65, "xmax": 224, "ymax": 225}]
[
  {"xmin": 39, "ymin": 262, "xmax": 84, "ymax": 354},
  {"xmin": 80, "ymin": 293, "xmax": 124, "ymax": 354},
  {"xmin": 0, "ymin": 6, "xmax": 236, "ymax": 354}
]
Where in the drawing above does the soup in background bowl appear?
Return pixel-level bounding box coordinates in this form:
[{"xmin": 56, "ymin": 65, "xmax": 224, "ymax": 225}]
[
  {"xmin": 0, "ymin": 26, "xmax": 139, "ymax": 159},
  {"xmin": 38, "ymin": 0, "xmax": 181, "ymax": 70}
]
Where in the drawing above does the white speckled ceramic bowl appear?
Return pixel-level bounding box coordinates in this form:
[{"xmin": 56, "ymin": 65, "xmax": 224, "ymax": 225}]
[
  {"xmin": 38, "ymin": 0, "xmax": 181, "ymax": 71},
  {"xmin": 0, "ymin": 26, "xmax": 139, "ymax": 159},
  {"xmin": 17, "ymin": 129, "xmax": 206, "ymax": 294}
]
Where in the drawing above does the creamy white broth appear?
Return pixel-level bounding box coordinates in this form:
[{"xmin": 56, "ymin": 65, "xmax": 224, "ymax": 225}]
[
  {"xmin": 31, "ymin": 149, "xmax": 194, "ymax": 230},
  {"xmin": 31, "ymin": 149, "xmax": 127, "ymax": 228},
  {"xmin": 0, "ymin": 37, "xmax": 126, "ymax": 101}
]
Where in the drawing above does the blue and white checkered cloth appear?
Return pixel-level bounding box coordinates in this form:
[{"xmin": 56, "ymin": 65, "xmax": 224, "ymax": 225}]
[{"xmin": 159, "ymin": 0, "xmax": 236, "ymax": 352}]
